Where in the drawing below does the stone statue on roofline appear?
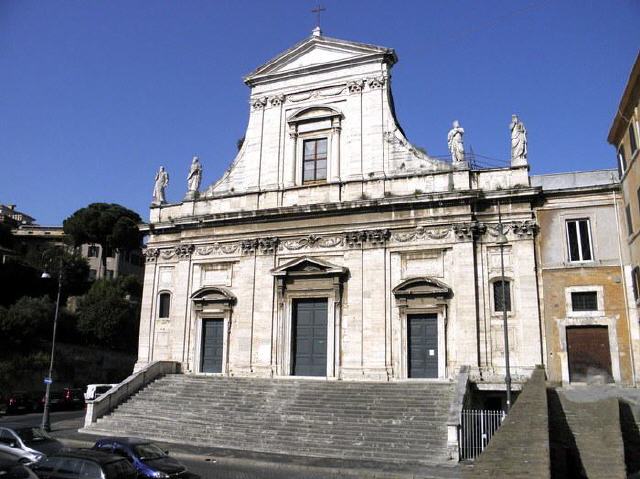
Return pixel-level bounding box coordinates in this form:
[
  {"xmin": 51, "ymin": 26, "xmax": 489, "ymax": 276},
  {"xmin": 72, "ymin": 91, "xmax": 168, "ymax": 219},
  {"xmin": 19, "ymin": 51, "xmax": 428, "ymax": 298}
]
[
  {"xmin": 447, "ymin": 120, "xmax": 467, "ymax": 168},
  {"xmin": 185, "ymin": 155, "xmax": 202, "ymax": 200},
  {"xmin": 152, "ymin": 166, "xmax": 169, "ymax": 205},
  {"xmin": 510, "ymin": 114, "xmax": 528, "ymax": 166}
]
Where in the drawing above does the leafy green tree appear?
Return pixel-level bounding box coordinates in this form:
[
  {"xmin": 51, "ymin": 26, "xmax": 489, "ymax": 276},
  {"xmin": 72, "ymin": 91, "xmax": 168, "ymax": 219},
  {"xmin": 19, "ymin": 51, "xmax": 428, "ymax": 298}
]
[
  {"xmin": 0, "ymin": 296, "xmax": 54, "ymax": 349},
  {"xmin": 62, "ymin": 203, "xmax": 142, "ymax": 274},
  {"xmin": 37, "ymin": 247, "xmax": 91, "ymax": 296},
  {"xmin": 77, "ymin": 277, "xmax": 140, "ymax": 351}
]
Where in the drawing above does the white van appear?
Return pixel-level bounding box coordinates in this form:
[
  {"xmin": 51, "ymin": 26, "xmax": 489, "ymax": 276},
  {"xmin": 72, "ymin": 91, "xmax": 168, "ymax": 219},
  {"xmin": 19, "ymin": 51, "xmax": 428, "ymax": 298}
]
[{"xmin": 84, "ymin": 384, "xmax": 116, "ymax": 401}]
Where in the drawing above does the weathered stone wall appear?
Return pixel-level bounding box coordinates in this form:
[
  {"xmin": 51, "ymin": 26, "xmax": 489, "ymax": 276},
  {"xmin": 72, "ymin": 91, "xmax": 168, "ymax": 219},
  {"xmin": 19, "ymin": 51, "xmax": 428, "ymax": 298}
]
[{"xmin": 463, "ymin": 366, "xmax": 550, "ymax": 479}]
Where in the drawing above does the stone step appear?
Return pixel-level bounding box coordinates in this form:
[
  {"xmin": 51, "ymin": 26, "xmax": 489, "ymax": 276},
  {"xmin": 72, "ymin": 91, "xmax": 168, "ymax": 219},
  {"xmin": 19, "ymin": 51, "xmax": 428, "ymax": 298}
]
[{"xmin": 88, "ymin": 374, "xmax": 455, "ymax": 464}]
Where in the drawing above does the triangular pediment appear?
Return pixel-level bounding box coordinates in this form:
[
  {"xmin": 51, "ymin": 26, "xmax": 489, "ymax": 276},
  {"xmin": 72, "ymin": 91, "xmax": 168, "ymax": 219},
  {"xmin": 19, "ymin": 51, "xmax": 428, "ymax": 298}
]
[
  {"xmin": 393, "ymin": 277, "xmax": 452, "ymax": 298},
  {"xmin": 271, "ymin": 256, "xmax": 348, "ymax": 277},
  {"xmin": 245, "ymin": 35, "xmax": 396, "ymax": 85}
]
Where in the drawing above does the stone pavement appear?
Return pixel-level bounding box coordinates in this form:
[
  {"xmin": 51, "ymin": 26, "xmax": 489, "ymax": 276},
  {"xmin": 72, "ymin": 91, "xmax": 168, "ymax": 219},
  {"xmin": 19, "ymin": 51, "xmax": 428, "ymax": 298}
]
[{"xmin": 47, "ymin": 412, "xmax": 463, "ymax": 479}]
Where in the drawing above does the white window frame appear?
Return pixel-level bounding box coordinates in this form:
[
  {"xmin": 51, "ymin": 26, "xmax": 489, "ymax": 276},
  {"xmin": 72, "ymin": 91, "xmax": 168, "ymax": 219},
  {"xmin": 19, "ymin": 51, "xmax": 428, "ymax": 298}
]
[
  {"xmin": 565, "ymin": 286, "xmax": 604, "ymax": 318},
  {"xmin": 565, "ymin": 218, "xmax": 594, "ymax": 263}
]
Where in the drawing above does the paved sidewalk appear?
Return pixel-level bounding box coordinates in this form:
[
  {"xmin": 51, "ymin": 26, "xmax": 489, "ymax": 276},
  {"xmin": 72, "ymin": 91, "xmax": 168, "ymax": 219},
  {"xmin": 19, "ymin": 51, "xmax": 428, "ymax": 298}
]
[{"xmin": 49, "ymin": 414, "xmax": 462, "ymax": 479}]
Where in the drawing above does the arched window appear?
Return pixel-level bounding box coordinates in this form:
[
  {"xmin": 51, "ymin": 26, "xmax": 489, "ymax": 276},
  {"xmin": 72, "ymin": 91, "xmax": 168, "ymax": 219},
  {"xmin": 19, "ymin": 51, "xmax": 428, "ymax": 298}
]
[
  {"xmin": 158, "ymin": 292, "xmax": 171, "ymax": 318},
  {"xmin": 493, "ymin": 280, "xmax": 511, "ymax": 312}
]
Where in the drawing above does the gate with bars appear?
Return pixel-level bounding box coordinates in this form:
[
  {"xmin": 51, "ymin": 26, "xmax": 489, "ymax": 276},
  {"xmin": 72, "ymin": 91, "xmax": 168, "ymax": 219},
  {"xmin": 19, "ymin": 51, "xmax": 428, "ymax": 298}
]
[{"xmin": 458, "ymin": 409, "xmax": 505, "ymax": 460}]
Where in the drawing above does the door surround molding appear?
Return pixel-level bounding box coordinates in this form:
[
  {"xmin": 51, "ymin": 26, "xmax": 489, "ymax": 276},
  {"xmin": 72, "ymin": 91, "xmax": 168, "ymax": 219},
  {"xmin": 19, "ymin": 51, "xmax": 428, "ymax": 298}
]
[
  {"xmin": 272, "ymin": 256, "xmax": 348, "ymax": 378},
  {"xmin": 190, "ymin": 286, "xmax": 235, "ymax": 375},
  {"xmin": 393, "ymin": 277, "xmax": 451, "ymax": 379}
]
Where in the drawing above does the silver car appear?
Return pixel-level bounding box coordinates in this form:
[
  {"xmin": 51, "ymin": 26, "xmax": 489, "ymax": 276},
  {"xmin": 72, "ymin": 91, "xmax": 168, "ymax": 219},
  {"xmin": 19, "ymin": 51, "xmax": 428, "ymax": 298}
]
[{"xmin": 0, "ymin": 426, "xmax": 63, "ymax": 465}]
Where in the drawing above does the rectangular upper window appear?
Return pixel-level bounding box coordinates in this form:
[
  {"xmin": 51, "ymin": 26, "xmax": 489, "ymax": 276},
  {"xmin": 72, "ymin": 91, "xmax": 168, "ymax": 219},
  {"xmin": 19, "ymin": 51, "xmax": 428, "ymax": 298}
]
[
  {"xmin": 627, "ymin": 204, "xmax": 634, "ymax": 236},
  {"xmin": 303, "ymin": 138, "xmax": 327, "ymax": 183},
  {"xmin": 630, "ymin": 122, "xmax": 638, "ymax": 155},
  {"xmin": 566, "ymin": 219, "xmax": 593, "ymax": 262},
  {"xmin": 571, "ymin": 291, "xmax": 598, "ymax": 311},
  {"xmin": 618, "ymin": 147, "xmax": 627, "ymax": 177},
  {"xmin": 493, "ymin": 280, "xmax": 511, "ymax": 312}
]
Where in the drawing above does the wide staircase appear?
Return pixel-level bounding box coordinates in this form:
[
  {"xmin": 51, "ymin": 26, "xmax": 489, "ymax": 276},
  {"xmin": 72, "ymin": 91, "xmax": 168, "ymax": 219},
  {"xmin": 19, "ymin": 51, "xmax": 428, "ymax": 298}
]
[{"xmin": 85, "ymin": 374, "xmax": 456, "ymax": 464}]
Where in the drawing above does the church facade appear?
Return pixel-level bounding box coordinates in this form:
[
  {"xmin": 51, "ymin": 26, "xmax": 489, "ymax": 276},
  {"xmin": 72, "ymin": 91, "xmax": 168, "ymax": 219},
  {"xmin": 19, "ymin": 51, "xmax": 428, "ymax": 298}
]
[{"xmin": 135, "ymin": 32, "xmax": 543, "ymax": 385}]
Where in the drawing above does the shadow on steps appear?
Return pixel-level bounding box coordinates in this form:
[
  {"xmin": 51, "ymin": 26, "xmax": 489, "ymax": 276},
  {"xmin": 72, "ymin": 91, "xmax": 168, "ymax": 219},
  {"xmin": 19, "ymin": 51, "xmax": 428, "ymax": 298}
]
[
  {"xmin": 620, "ymin": 400, "xmax": 640, "ymax": 476},
  {"xmin": 546, "ymin": 389, "xmax": 586, "ymax": 479}
]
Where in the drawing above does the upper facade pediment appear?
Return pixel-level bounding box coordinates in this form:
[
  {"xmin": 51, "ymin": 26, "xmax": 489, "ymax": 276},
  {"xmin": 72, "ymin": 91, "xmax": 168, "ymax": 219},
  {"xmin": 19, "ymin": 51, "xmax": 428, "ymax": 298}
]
[{"xmin": 245, "ymin": 34, "xmax": 396, "ymax": 86}]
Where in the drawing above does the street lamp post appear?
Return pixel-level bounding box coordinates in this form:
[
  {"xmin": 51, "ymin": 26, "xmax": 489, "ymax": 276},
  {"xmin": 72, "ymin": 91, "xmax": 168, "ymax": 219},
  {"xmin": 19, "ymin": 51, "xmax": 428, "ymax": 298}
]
[
  {"xmin": 41, "ymin": 255, "xmax": 63, "ymax": 432},
  {"xmin": 496, "ymin": 202, "xmax": 512, "ymax": 412}
]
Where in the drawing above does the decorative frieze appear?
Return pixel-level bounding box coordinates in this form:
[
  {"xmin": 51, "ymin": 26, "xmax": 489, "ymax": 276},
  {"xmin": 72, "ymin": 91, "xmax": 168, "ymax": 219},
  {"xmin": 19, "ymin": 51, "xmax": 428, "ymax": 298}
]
[{"xmin": 150, "ymin": 221, "xmax": 538, "ymax": 262}]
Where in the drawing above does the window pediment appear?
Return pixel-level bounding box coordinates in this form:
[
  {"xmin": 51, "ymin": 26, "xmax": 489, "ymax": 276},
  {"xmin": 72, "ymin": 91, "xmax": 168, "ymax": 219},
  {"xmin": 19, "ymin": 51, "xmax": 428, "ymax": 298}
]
[
  {"xmin": 392, "ymin": 277, "xmax": 451, "ymax": 299},
  {"xmin": 288, "ymin": 106, "xmax": 343, "ymax": 124},
  {"xmin": 191, "ymin": 286, "xmax": 236, "ymax": 305},
  {"xmin": 271, "ymin": 256, "xmax": 348, "ymax": 278}
]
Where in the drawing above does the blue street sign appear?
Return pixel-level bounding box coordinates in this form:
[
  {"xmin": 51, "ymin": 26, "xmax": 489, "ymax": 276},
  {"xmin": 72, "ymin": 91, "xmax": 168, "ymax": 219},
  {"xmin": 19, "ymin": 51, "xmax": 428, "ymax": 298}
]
[{"xmin": 44, "ymin": 377, "xmax": 52, "ymax": 385}]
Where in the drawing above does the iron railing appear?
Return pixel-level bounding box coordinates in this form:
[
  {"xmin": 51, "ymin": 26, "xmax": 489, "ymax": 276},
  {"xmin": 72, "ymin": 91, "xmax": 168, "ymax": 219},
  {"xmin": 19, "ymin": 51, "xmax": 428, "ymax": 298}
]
[{"xmin": 458, "ymin": 409, "xmax": 506, "ymax": 460}]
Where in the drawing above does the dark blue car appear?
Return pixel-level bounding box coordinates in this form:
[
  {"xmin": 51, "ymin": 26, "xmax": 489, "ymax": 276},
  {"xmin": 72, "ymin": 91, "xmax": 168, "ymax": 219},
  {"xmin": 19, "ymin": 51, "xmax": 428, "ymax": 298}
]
[{"xmin": 92, "ymin": 437, "xmax": 197, "ymax": 479}]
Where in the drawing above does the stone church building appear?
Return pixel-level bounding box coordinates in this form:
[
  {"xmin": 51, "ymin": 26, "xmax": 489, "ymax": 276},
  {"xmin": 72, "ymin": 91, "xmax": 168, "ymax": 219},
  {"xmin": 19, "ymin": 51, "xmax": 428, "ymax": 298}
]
[{"xmin": 136, "ymin": 31, "xmax": 543, "ymax": 387}]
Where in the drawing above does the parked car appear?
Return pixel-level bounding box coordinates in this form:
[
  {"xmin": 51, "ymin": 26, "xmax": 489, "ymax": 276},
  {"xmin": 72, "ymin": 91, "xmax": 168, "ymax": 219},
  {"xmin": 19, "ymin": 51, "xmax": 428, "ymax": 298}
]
[
  {"xmin": 31, "ymin": 449, "xmax": 137, "ymax": 479},
  {"xmin": 5, "ymin": 392, "xmax": 36, "ymax": 415},
  {"xmin": 37, "ymin": 392, "xmax": 64, "ymax": 412},
  {"xmin": 92, "ymin": 437, "xmax": 197, "ymax": 478},
  {"xmin": 0, "ymin": 426, "xmax": 63, "ymax": 462},
  {"xmin": 0, "ymin": 451, "xmax": 39, "ymax": 479},
  {"xmin": 84, "ymin": 384, "xmax": 116, "ymax": 402},
  {"xmin": 61, "ymin": 388, "xmax": 84, "ymax": 410}
]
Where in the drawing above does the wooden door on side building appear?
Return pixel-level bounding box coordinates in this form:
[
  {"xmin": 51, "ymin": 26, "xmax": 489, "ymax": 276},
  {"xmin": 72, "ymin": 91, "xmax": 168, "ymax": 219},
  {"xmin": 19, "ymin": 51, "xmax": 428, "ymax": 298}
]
[{"xmin": 566, "ymin": 326, "xmax": 613, "ymax": 383}]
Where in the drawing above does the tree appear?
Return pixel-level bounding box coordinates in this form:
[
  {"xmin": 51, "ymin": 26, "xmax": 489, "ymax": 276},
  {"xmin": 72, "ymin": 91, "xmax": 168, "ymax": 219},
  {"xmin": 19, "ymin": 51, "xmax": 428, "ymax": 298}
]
[
  {"xmin": 0, "ymin": 296, "xmax": 54, "ymax": 349},
  {"xmin": 63, "ymin": 203, "xmax": 142, "ymax": 275},
  {"xmin": 77, "ymin": 277, "xmax": 140, "ymax": 351},
  {"xmin": 38, "ymin": 247, "xmax": 91, "ymax": 297}
]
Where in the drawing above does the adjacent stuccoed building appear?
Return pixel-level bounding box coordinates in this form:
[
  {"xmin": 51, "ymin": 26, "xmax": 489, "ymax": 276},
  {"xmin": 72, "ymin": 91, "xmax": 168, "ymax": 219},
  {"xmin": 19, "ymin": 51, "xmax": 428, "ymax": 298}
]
[
  {"xmin": 533, "ymin": 169, "xmax": 640, "ymax": 385},
  {"xmin": 135, "ymin": 31, "xmax": 546, "ymax": 391}
]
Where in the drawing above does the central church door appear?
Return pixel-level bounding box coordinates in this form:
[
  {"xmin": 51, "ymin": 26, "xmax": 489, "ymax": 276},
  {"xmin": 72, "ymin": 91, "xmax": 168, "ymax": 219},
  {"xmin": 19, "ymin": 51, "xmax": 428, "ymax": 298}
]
[
  {"xmin": 408, "ymin": 314, "xmax": 438, "ymax": 378},
  {"xmin": 292, "ymin": 298, "xmax": 328, "ymax": 376},
  {"xmin": 201, "ymin": 319, "xmax": 224, "ymax": 373}
]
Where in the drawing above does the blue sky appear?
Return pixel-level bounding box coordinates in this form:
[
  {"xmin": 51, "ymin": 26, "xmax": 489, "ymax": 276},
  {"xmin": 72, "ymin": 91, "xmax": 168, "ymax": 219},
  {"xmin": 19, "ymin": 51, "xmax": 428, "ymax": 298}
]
[{"xmin": 1, "ymin": 0, "xmax": 638, "ymax": 225}]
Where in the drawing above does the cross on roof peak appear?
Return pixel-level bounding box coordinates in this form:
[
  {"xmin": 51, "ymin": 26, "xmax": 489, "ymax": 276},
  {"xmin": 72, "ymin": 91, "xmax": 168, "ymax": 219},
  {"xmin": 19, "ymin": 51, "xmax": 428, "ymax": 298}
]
[{"xmin": 311, "ymin": 3, "xmax": 326, "ymax": 36}]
